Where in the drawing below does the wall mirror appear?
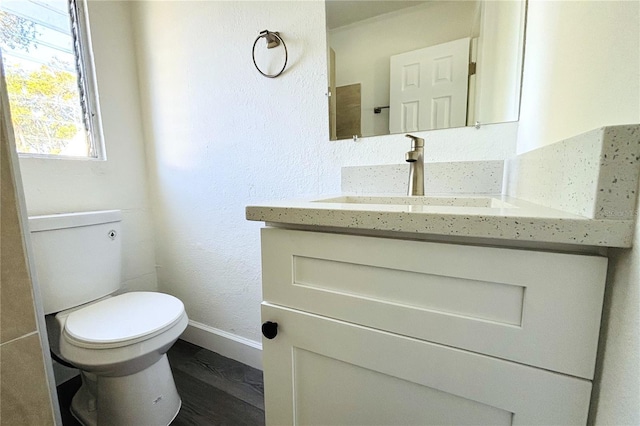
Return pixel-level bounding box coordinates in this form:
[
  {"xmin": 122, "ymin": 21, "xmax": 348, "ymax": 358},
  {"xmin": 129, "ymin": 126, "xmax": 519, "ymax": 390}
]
[{"xmin": 325, "ymin": 0, "xmax": 526, "ymax": 141}]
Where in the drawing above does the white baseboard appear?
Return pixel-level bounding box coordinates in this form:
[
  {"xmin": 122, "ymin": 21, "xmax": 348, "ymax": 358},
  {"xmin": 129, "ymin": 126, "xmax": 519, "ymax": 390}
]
[{"xmin": 180, "ymin": 320, "xmax": 263, "ymax": 370}]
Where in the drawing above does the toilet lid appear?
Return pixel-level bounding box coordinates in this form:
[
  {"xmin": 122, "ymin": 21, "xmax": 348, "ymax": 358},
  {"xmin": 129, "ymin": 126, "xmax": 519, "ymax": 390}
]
[{"xmin": 65, "ymin": 292, "xmax": 185, "ymax": 345}]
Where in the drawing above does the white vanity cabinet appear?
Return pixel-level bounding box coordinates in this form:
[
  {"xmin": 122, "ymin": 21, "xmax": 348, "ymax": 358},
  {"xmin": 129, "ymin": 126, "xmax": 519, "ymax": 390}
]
[{"xmin": 259, "ymin": 227, "xmax": 608, "ymax": 425}]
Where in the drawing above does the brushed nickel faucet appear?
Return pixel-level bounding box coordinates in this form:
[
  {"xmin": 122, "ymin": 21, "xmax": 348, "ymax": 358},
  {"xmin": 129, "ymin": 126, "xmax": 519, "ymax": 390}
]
[{"xmin": 405, "ymin": 134, "xmax": 424, "ymax": 196}]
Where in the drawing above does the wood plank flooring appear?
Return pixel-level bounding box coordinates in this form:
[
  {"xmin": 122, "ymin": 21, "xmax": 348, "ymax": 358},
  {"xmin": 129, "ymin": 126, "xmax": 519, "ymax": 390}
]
[
  {"xmin": 169, "ymin": 340, "xmax": 265, "ymax": 425},
  {"xmin": 56, "ymin": 339, "xmax": 265, "ymax": 425}
]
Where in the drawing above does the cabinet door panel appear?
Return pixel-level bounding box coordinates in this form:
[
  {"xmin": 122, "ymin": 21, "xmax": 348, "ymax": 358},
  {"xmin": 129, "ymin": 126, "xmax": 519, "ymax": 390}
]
[
  {"xmin": 262, "ymin": 303, "xmax": 591, "ymax": 426},
  {"xmin": 293, "ymin": 348, "xmax": 512, "ymax": 426},
  {"xmin": 261, "ymin": 228, "xmax": 607, "ymax": 379}
]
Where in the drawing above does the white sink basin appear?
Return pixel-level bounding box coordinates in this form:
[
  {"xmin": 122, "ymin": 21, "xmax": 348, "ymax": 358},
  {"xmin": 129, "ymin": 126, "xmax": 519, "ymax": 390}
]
[{"xmin": 314, "ymin": 196, "xmax": 517, "ymax": 208}]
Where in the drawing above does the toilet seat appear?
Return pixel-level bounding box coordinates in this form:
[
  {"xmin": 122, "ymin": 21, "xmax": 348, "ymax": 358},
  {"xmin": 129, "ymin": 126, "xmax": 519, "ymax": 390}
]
[{"xmin": 63, "ymin": 292, "xmax": 185, "ymax": 349}]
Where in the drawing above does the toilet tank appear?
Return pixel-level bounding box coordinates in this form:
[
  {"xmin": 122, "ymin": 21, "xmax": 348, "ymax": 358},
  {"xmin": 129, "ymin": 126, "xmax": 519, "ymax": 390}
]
[{"xmin": 29, "ymin": 210, "xmax": 122, "ymax": 315}]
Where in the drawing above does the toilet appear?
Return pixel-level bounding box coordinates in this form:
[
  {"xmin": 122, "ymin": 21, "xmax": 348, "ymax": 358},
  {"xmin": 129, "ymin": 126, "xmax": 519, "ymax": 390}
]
[{"xmin": 29, "ymin": 210, "xmax": 188, "ymax": 426}]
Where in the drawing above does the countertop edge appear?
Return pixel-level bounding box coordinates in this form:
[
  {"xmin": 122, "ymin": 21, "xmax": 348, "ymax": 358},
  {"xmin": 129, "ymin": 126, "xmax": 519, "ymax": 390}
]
[{"xmin": 246, "ymin": 205, "xmax": 634, "ymax": 248}]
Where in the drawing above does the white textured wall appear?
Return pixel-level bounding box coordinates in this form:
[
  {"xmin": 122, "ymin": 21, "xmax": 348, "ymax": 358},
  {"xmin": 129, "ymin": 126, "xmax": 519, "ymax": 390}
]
[
  {"xmin": 132, "ymin": 0, "xmax": 328, "ymax": 342},
  {"xmin": 18, "ymin": 1, "xmax": 157, "ymax": 293},
  {"xmin": 516, "ymin": 1, "xmax": 640, "ymax": 424},
  {"xmin": 594, "ymin": 202, "xmax": 640, "ymax": 425},
  {"xmin": 131, "ymin": 0, "xmax": 515, "ymax": 344},
  {"xmin": 517, "ymin": 0, "xmax": 640, "ymax": 153}
]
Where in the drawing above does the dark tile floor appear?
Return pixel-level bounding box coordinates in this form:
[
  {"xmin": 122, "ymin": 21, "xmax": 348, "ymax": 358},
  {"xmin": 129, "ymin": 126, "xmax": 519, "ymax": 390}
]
[{"xmin": 56, "ymin": 339, "xmax": 265, "ymax": 425}]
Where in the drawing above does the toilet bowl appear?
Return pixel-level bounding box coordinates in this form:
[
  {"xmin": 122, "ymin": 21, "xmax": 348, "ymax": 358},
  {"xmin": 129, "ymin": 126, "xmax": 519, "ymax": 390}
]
[
  {"xmin": 29, "ymin": 210, "xmax": 189, "ymax": 426},
  {"xmin": 57, "ymin": 292, "xmax": 188, "ymax": 426}
]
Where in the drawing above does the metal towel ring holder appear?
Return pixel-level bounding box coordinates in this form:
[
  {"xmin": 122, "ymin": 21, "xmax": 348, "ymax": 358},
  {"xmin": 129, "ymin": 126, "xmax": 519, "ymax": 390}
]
[{"xmin": 252, "ymin": 30, "xmax": 288, "ymax": 78}]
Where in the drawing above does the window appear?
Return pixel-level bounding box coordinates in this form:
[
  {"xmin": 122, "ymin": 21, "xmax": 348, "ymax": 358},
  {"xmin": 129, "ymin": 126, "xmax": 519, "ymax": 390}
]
[{"xmin": 0, "ymin": 0, "xmax": 103, "ymax": 159}]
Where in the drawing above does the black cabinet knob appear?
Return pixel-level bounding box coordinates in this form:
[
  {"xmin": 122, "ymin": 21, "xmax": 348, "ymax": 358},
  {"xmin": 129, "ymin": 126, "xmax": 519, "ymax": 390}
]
[{"xmin": 262, "ymin": 321, "xmax": 278, "ymax": 339}]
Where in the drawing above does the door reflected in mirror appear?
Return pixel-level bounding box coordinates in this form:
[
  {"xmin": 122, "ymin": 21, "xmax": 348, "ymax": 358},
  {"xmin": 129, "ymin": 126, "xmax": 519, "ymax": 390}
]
[{"xmin": 325, "ymin": 0, "xmax": 526, "ymax": 141}]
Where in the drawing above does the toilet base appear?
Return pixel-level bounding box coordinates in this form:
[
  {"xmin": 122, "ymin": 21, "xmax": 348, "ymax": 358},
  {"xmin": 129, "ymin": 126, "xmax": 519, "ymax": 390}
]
[{"xmin": 71, "ymin": 354, "xmax": 181, "ymax": 426}]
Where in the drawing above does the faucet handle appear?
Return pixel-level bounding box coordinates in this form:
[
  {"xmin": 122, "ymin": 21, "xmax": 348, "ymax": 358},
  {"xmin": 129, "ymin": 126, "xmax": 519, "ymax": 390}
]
[{"xmin": 405, "ymin": 134, "xmax": 424, "ymax": 148}]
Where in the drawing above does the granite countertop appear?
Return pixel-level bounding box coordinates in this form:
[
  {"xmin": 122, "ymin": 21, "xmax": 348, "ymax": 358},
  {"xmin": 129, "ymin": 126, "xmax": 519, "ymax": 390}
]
[
  {"xmin": 248, "ymin": 126, "xmax": 640, "ymax": 249},
  {"xmin": 245, "ymin": 194, "xmax": 635, "ymax": 248}
]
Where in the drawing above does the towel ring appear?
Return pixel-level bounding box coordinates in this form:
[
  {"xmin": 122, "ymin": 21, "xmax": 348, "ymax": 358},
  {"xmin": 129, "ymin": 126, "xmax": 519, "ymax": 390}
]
[{"xmin": 252, "ymin": 30, "xmax": 288, "ymax": 78}]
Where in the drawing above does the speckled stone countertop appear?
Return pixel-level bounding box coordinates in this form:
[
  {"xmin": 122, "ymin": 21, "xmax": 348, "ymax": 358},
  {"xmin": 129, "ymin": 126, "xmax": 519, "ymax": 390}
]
[
  {"xmin": 246, "ymin": 194, "xmax": 635, "ymax": 248},
  {"xmin": 248, "ymin": 126, "xmax": 638, "ymax": 248}
]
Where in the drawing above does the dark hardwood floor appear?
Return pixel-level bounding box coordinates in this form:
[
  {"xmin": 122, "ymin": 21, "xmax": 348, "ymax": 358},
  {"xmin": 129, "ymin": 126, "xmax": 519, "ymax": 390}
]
[
  {"xmin": 169, "ymin": 340, "xmax": 265, "ymax": 426},
  {"xmin": 56, "ymin": 339, "xmax": 265, "ymax": 425}
]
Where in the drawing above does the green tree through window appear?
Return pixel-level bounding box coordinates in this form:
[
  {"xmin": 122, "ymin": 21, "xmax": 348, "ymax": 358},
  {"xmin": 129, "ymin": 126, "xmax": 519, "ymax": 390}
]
[{"xmin": 1, "ymin": 0, "xmax": 101, "ymax": 158}]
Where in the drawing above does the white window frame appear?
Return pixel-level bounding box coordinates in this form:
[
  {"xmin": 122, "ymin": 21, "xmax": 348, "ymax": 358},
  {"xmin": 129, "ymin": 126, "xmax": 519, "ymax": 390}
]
[
  {"xmin": 14, "ymin": 0, "xmax": 105, "ymax": 160},
  {"xmin": 69, "ymin": 0, "xmax": 104, "ymax": 160}
]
